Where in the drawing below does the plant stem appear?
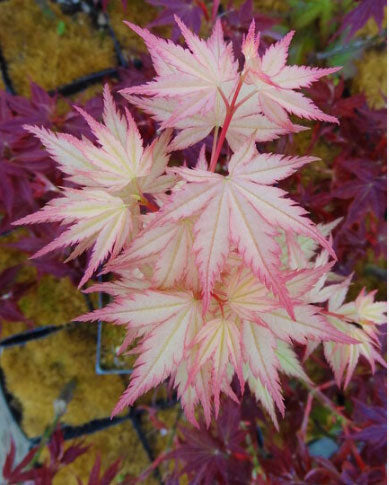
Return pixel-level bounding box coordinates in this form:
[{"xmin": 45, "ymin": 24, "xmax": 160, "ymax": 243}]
[
  {"xmin": 210, "ymin": 126, "xmax": 219, "ymax": 168},
  {"xmin": 301, "ymin": 380, "xmax": 350, "ymax": 425},
  {"xmin": 209, "ymin": 73, "xmax": 246, "ymax": 173},
  {"xmin": 299, "ymin": 392, "xmax": 313, "ymax": 441},
  {"xmin": 30, "ymin": 415, "xmax": 60, "ymax": 467}
]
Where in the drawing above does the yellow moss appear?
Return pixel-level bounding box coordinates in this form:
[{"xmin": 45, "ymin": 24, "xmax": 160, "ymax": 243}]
[
  {"xmin": 286, "ymin": 129, "xmax": 340, "ymax": 189},
  {"xmin": 71, "ymin": 82, "xmax": 104, "ymax": 104},
  {"xmin": 356, "ymin": 8, "xmax": 386, "ymax": 38},
  {"xmin": 0, "ymin": 321, "xmax": 28, "ymax": 339},
  {"xmin": 0, "ymin": 0, "xmax": 116, "ymax": 97},
  {"xmin": 0, "ymin": 76, "xmax": 5, "ymax": 91},
  {"xmin": 136, "ymin": 384, "xmax": 170, "ymax": 407},
  {"xmin": 0, "ymin": 229, "xmax": 91, "ymax": 339},
  {"xmin": 0, "ymin": 230, "xmax": 36, "ymax": 338},
  {"xmin": 143, "ymin": 405, "xmax": 181, "ymax": 456},
  {"xmin": 292, "ymin": 128, "xmax": 339, "ymax": 161},
  {"xmin": 352, "ymin": 49, "xmax": 387, "ymax": 109},
  {"xmin": 43, "ymin": 421, "xmax": 156, "ymax": 485},
  {"xmin": 18, "ymin": 275, "xmax": 87, "ymax": 326},
  {"xmin": 141, "ymin": 405, "xmax": 182, "ymax": 482},
  {"xmin": 0, "ymin": 229, "xmax": 30, "ymax": 273},
  {"xmin": 100, "ymin": 322, "xmax": 135, "ymax": 370},
  {"xmin": 0, "ymin": 324, "xmax": 126, "ymax": 437},
  {"xmin": 108, "ymin": 0, "xmax": 160, "ymax": 56}
]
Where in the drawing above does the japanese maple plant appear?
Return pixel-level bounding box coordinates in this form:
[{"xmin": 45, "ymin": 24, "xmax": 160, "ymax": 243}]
[{"xmin": 14, "ymin": 18, "xmax": 386, "ymax": 428}]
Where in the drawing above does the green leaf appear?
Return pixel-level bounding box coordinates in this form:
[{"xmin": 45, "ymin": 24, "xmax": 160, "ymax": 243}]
[
  {"xmin": 288, "ymin": 0, "xmax": 335, "ymax": 36},
  {"xmin": 57, "ymin": 20, "xmax": 66, "ymax": 36}
]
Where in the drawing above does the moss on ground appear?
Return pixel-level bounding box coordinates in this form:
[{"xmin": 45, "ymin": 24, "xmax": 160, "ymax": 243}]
[
  {"xmin": 0, "ymin": 230, "xmax": 88, "ymax": 338},
  {"xmin": 0, "ymin": 229, "xmax": 30, "ymax": 274},
  {"xmin": 107, "ymin": 0, "xmax": 159, "ymax": 57},
  {"xmin": 142, "ymin": 405, "xmax": 181, "ymax": 456},
  {"xmin": 42, "ymin": 421, "xmax": 156, "ymax": 485},
  {"xmin": 0, "ymin": 0, "xmax": 116, "ymax": 96},
  {"xmin": 70, "ymin": 82, "xmax": 105, "ymax": 104},
  {"xmin": 18, "ymin": 275, "xmax": 87, "ymax": 327},
  {"xmin": 353, "ymin": 49, "xmax": 386, "ymax": 109},
  {"xmin": 0, "ymin": 324, "xmax": 126, "ymax": 437},
  {"xmin": 99, "ymin": 322, "xmax": 135, "ymax": 371}
]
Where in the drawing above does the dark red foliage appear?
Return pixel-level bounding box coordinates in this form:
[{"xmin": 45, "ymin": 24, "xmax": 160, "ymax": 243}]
[
  {"xmin": 4, "ymin": 224, "xmax": 84, "ymax": 282},
  {"xmin": 0, "ymin": 84, "xmax": 67, "ymax": 231},
  {"xmin": 2, "ymin": 441, "xmax": 42, "ymax": 484},
  {"xmin": 337, "ymin": 0, "xmax": 386, "ymax": 40},
  {"xmin": 352, "ymin": 399, "xmax": 386, "ymax": 450},
  {"xmin": 165, "ymin": 400, "xmax": 252, "ymax": 484},
  {"xmin": 2, "ymin": 425, "xmax": 126, "ymax": 485},
  {"xmin": 223, "ymin": 0, "xmax": 279, "ymax": 60},
  {"xmin": 0, "ymin": 265, "xmax": 33, "ymax": 333},
  {"xmin": 146, "ymin": 0, "xmax": 205, "ymax": 40},
  {"xmin": 2, "ymin": 427, "xmax": 89, "ymax": 485},
  {"xmin": 331, "ymin": 158, "xmax": 385, "ymax": 226},
  {"xmin": 78, "ymin": 454, "xmax": 122, "ymax": 485},
  {"xmin": 278, "ymin": 79, "xmax": 387, "ymax": 273},
  {"xmin": 44, "ymin": 427, "xmax": 90, "ymax": 480},
  {"xmin": 350, "ymin": 372, "xmax": 387, "ymax": 467}
]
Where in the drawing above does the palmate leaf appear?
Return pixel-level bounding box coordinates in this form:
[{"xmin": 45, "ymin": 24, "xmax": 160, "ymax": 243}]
[
  {"xmin": 192, "ymin": 315, "xmax": 243, "ymax": 415},
  {"xmin": 331, "ymin": 159, "xmax": 386, "ymax": 227},
  {"xmin": 13, "ymin": 87, "xmax": 174, "ymax": 287},
  {"xmin": 79, "ymin": 290, "xmax": 202, "ymax": 414},
  {"xmin": 275, "ymin": 340, "xmax": 310, "ymax": 382},
  {"xmin": 107, "ymin": 217, "xmax": 197, "ymax": 289},
  {"xmin": 243, "ymin": 339, "xmax": 309, "ymax": 427},
  {"xmin": 158, "ymin": 143, "xmax": 332, "ymax": 312},
  {"xmin": 122, "ymin": 17, "xmax": 238, "ymax": 126},
  {"xmin": 23, "ymin": 86, "xmax": 148, "ymax": 191},
  {"xmin": 80, "ymin": 251, "xmax": 355, "ymax": 426},
  {"xmin": 242, "ymin": 21, "xmax": 340, "ymax": 128},
  {"xmin": 175, "ymin": 358, "xmax": 214, "ymax": 426},
  {"xmin": 15, "ymin": 189, "xmax": 134, "ymax": 287},
  {"xmin": 322, "ymin": 282, "xmax": 387, "ymax": 388},
  {"xmin": 224, "ymin": 263, "xmax": 278, "ymax": 320},
  {"xmin": 242, "ymin": 322, "xmax": 284, "ymax": 414},
  {"xmin": 260, "ymin": 304, "xmax": 350, "ymax": 345},
  {"xmin": 306, "ymin": 263, "xmax": 386, "ymax": 388}
]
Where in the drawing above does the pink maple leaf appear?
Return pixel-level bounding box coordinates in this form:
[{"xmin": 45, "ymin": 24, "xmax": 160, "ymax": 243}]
[
  {"xmin": 242, "ymin": 21, "xmax": 341, "ymax": 128},
  {"xmin": 158, "ymin": 143, "xmax": 333, "ymax": 313},
  {"xmin": 13, "ymin": 86, "xmax": 174, "ymax": 287},
  {"xmin": 121, "ymin": 16, "xmax": 238, "ymax": 126}
]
